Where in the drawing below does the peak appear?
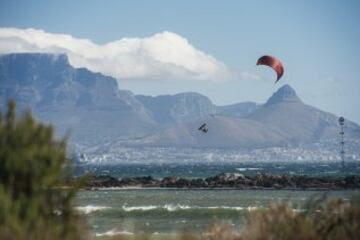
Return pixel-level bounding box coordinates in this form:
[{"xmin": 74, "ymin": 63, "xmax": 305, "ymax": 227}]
[
  {"xmin": 265, "ymin": 84, "xmax": 301, "ymax": 105},
  {"xmin": 275, "ymin": 84, "xmax": 297, "ymax": 96}
]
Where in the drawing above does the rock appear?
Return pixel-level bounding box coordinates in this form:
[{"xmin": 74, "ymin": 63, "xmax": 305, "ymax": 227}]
[
  {"xmin": 344, "ymin": 175, "xmax": 360, "ymax": 188},
  {"xmin": 161, "ymin": 176, "xmax": 179, "ymax": 187},
  {"xmin": 175, "ymin": 178, "xmax": 190, "ymax": 188},
  {"xmin": 88, "ymin": 175, "xmax": 119, "ymax": 187},
  {"xmin": 213, "ymin": 173, "xmax": 246, "ymax": 182},
  {"xmin": 84, "ymin": 173, "xmax": 360, "ymax": 189},
  {"xmin": 190, "ymin": 178, "xmax": 208, "ymax": 188}
]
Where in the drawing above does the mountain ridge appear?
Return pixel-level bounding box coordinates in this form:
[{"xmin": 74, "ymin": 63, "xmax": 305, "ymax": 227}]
[
  {"xmin": 1, "ymin": 53, "xmax": 359, "ymax": 150},
  {"xmin": 121, "ymin": 85, "xmax": 360, "ymax": 148}
]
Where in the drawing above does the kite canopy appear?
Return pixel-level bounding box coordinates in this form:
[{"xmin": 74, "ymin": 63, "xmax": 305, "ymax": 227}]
[{"xmin": 256, "ymin": 55, "xmax": 284, "ymax": 82}]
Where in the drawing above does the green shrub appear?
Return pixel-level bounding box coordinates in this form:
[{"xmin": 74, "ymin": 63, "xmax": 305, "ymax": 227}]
[{"xmin": 0, "ymin": 100, "xmax": 88, "ymax": 240}]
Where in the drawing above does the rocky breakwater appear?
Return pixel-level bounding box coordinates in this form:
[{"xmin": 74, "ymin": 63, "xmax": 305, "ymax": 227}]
[{"xmin": 85, "ymin": 173, "xmax": 360, "ymax": 190}]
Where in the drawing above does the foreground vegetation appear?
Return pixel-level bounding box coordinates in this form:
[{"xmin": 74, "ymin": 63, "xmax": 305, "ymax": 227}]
[
  {"xmin": 0, "ymin": 101, "xmax": 87, "ymax": 240},
  {"xmin": 0, "ymin": 101, "xmax": 359, "ymax": 240},
  {"xmin": 219, "ymin": 197, "xmax": 359, "ymax": 240}
]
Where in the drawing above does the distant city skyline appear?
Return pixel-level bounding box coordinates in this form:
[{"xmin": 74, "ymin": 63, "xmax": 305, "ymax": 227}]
[{"xmin": 1, "ymin": 0, "xmax": 359, "ymax": 123}]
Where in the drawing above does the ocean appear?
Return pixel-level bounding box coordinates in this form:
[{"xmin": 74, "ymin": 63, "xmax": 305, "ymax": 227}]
[
  {"xmin": 75, "ymin": 161, "xmax": 360, "ymax": 178},
  {"xmin": 77, "ymin": 189, "xmax": 358, "ymax": 237},
  {"xmin": 75, "ymin": 162, "xmax": 360, "ymax": 237}
]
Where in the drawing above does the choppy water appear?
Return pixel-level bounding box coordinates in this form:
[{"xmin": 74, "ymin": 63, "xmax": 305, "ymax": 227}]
[
  {"xmin": 75, "ymin": 161, "xmax": 360, "ymax": 178},
  {"xmin": 76, "ymin": 189, "xmax": 359, "ymax": 237},
  {"xmin": 74, "ymin": 162, "xmax": 360, "ymax": 237}
]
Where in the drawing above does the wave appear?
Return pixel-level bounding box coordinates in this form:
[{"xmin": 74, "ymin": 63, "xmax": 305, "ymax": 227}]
[
  {"xmin": 76, "ymin": 204, "xmax": 262, "ymax": 218},
  {"xmin": 236, "ymin": 167, "xmax": 263, "ymax": 171},
  {"xmin": 122, "ymin": 205, "xmax": 159, "ymax": 211},
  {"xmin": 95, "ymin": 229, "xmax": 133, "ymax": 237},
  {"xmin": 121, "ymin": 204, "xmax": 251, "ymax": 212},
  {"xmin": 75, "ymin": 205, "xmax": 111, "ymax": 214}
]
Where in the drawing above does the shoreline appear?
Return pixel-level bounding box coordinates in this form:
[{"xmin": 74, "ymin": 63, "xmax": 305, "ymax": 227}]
[
  {"xmin": 83, "ymin": 172, "xmax": 360, "ymax": 190},
  {"xmin": 85, "ymin": 187, "xmax": 360, "ymax": 191}
]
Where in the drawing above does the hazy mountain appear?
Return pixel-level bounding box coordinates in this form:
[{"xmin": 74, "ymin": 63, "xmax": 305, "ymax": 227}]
[
  {"xmin": 0, "ymin": 53, "xmax": 157, "ymax": 144},
  {"xmin": 0, "ymin": 53, "xmax": 259, "ymax": 144},
  {"xmin": 1, "ymin": 53, "xmax": 359, "ymax": 150},
  {"xmin": 124, "ymin": 115, "xmax": 288, "ymax": 148},
  {"xmin": 246, "ymin": 85, "xmax": 360, "ymax": 144},
  {"xmin": 136, "ymin": 93, "xmax": 217, "ymax": 125},
  {"xmin": 217, "ymin": 102, "xmax": 260, "ymax": 118},
  {"xmin": 122, "ymin": 85, "xmax": 360, "ymax": 148},
  {"xmin": 136, "ymin": 93, "xmax": 259, "ymax": 125}
]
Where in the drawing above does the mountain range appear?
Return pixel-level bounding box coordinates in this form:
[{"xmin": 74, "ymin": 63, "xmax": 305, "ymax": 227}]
[{"xmin": 1, "ymin": 53, "xmax": 359, "ymax": 150}]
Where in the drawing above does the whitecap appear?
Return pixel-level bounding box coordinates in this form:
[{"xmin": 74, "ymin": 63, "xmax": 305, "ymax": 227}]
[
  {"xmin": 207, "ymin": 206, "xmax": 245, "ymax": 211},
  {"xmin": 236, "ymin": 167, "xmax": 263, "ymax": 171},
  {"xmin": 247, "ymin": 206, "xmax": 260, "ymax": 211},
  {"xmin": 164, "ymin": 204, "xmax": 191, "ymax": 211},
  {"xmin": 76, "ymin": 205, "xmax": 111, "ymax": 214},
  {"xmin": 119, "ymin": 204, "xmax": 251, "ymax": 212},
  {"xmin": 122, "ymin": 205, "xmax": 158, "ymax": 211},
  {"xmin": 95, "ymin": 229, "xmax": 134, "ymax": 237}
]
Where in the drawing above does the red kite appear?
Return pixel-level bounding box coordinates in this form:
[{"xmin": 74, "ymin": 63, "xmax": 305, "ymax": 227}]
[{"xmin": 256, "ymin": 55, "xmax": 284, "ymax": 83}]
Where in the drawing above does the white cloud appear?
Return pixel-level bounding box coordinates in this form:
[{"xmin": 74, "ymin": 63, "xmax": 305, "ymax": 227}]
[
  {"xmin": 0, "ymin": 28, "xmax": 231, "ymax": 81},
  {"xmin": 238, "ymin": 71, "xmax": 261, "ymax": 81}
]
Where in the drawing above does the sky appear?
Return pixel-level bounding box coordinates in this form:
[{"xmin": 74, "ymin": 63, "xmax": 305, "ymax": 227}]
[{"xmin": 0, "ymin": 0, "xmax": 360, "ymax": 123}]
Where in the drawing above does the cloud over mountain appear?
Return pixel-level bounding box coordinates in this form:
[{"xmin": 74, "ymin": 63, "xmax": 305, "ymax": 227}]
[{"xmin": 0, "ymin": 28, "xmax": 231, "ymax": 81}]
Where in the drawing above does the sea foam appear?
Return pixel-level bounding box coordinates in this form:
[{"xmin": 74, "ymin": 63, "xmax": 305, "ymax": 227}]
[
  {"xmin": 96, "ymin": 229, "xmax": 134, "ymax": 237},
  {"xmin": 120, "ymin": 204, "xmax": 256, "ymax": 212},
  {"xmin": 76, "ymin": 205, "xmax": 111, "ymax": 214}
]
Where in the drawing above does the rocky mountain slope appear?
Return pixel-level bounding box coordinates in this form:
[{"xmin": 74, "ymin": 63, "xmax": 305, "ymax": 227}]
[
  {"xmin": 122, "ymin": 86, "xmax": 360, "ymax": 148},
  {"xmin": 1, "ymin": 53, "xmax": 359, "ymax": 150},
  {"xmin": 0, "ymin": 53, "xmax": 156, "ymax": 144}
]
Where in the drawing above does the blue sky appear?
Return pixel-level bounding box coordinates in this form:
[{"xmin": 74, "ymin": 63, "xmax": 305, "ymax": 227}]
[{"xmin": 1, "ymin": 0, "xmax": 360, "ymax": 123}]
